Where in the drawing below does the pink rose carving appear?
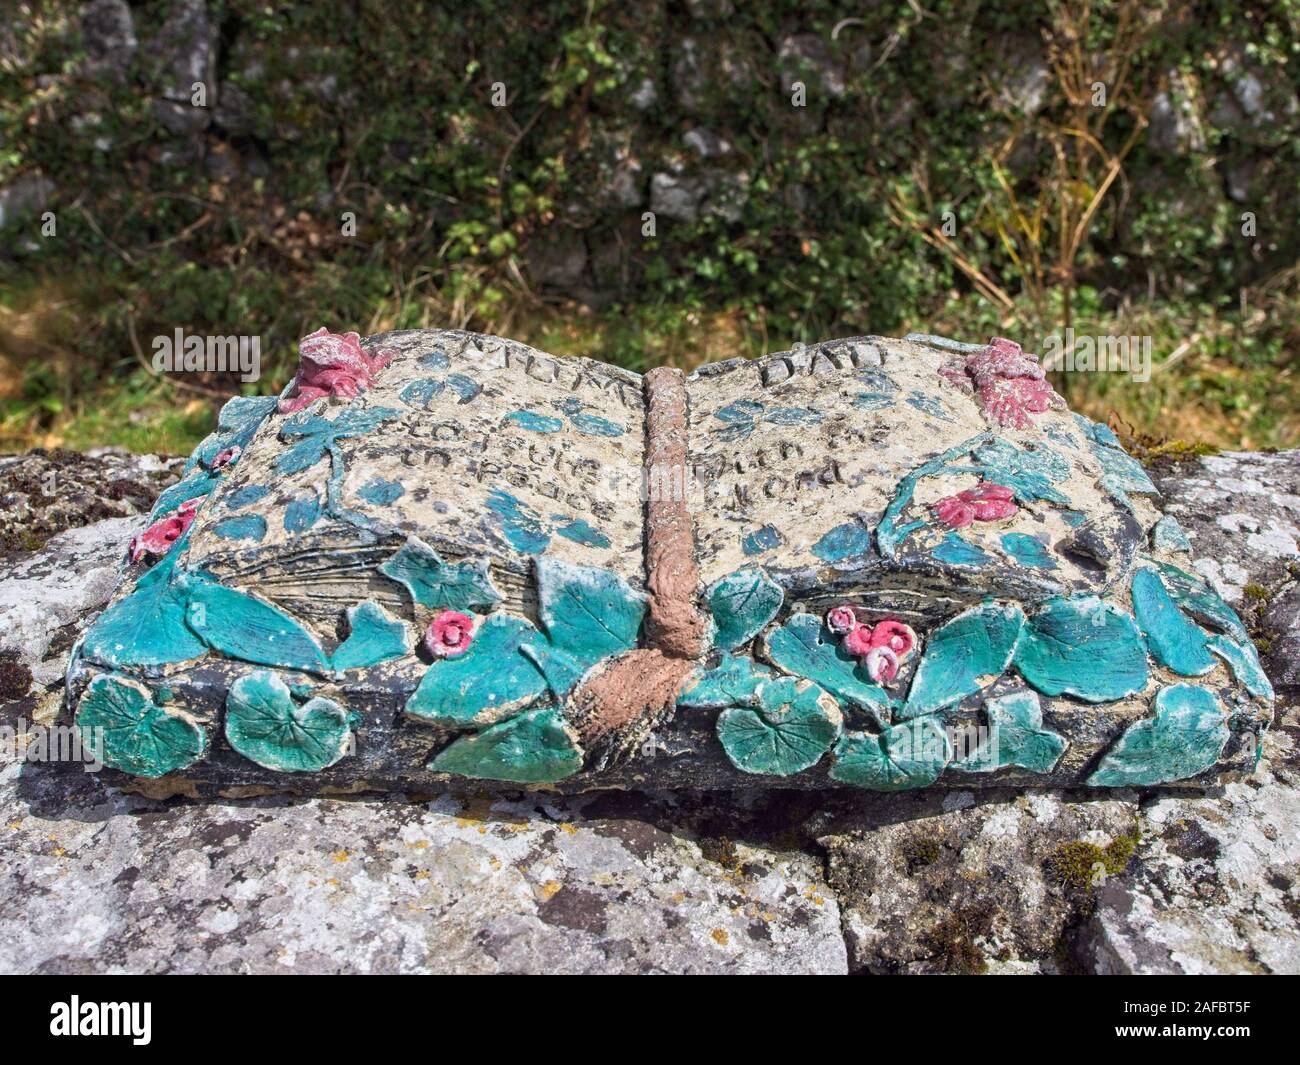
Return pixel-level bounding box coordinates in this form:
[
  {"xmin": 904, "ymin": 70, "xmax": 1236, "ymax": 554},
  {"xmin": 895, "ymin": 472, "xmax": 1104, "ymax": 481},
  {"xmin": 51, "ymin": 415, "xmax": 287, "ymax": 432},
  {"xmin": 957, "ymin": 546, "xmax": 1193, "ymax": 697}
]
[
  {"xmin": 278, "ymin": 328, "xmax": 397, "ymax": 414},
  {"xmin": 867, "ymin": 619, "xmax": 917, "ymax": 659},
  {"xmin": 864, "ymin": 646, "xmax": 900, "ymax": 686},
  {"xmin": 932, "ymin": 483, "xmax": 1017, "ymax": 529},
  {"xmin": 938, "ymin": 336, "xmax": 1065, "ymax": 429},
  {"xmin": 425, "ymin": 610, "xmax": 474, "ymax": 659},
  {"xmin": 211, "ymin": 445, "xmax": 241, "ymax": 469},
  {"xmin": 129, "ymin": 497, "xmax": 202, "ymax": 562},
  {"xmin": 826, "ymin": 604, "xmax": 859, "ymax": 635},
  {"xmin": 843, "ymin": 624, "xmax": 875, "ymax": 657}
]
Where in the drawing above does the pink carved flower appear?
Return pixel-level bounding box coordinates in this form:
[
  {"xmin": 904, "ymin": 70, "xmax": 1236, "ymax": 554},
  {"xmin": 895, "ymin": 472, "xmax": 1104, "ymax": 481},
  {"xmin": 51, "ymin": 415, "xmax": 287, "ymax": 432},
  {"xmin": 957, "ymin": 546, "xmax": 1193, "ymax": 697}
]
[
  {"xmin": 211, "ymin": 446, "xmax": 241, "ymax": 469},
  {"xmin": 425, "ymin": 610, "xmax": 474, "ymax": 659},
  {"xmin": 826, "ymin": 604, "xmax": 859, "ymax": 635},
  {"xmin": 938, "ymin": 336, "xmax": 1065, "ymax": 429},
  {"xmin": 867, "ymin": 619, "xmax": 917, "ymax": 660},
  {"xmin": 864, "ymin": 646, "xmax": 900, "ymax": 686},
  {"xmin": 843, "ymin": 624, "xmax": 875, "ymax": 657},
  {"xmin": 129, "ymin": 497, "xmax": 202, "ymax": 562},
  {"xmin": 932, "ymin": 483, "xmax": 1017, "ymax": 529},
  {"xmin": 278, "ymin": 328, "xmax": 397, "ymax": 414}
]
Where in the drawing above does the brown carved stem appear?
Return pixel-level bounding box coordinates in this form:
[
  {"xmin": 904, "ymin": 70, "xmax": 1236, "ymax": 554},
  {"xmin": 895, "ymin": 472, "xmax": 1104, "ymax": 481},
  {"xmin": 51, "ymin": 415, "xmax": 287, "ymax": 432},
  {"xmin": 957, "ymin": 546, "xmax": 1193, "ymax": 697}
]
[
  {"xmin": 566, "ymin": 366, "xmax": 706, "ymax": 763},
  {"xmin": 642, "ymin": 366, "xmax": 708, "ymax": 660}
]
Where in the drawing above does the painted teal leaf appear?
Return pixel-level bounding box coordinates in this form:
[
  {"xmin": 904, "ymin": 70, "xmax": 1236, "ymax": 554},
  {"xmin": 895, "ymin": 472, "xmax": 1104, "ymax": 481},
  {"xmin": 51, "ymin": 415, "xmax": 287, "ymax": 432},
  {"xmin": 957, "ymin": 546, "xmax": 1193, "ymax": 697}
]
[
  {"xmin": 706, "ymin": 567, "xmax": 784, "ymax": 650},
  {"xmin": 275, "ymin": 405, "xmax": 403, "ymax": 475},
  {"xmin": 186, "ymin": 395, "xmax": 278, "ymax": 473},
  {"xmin": 225, "ymin": 670, "xmax": 358, "ymax": 773},
  {"xmin": 1152, "ymin": 516, "xmax": 1192, "ymax": 552},
  {"xmin": 507, "ymin": 410, "xmax": 564, "ymax": 434},
  {"xmin": 75, "ymin": 674, "xmax": 207, "ymax": 778},
  {"xmin": 284, "ymin": 495, "xmax": 321, "ymax": 533},
  {"xmin": 1152, "ymin": 561, "xmax": 1249, "ymax": 642},
  {"xmin": 486, "ymin": 490, "xmax": 551, "ymax": 553},
  {"xmin": 678, "ymin": 653, "xmax": 775, "ymax": 709},
  {"xmin": 224, "ymin": 484, "xmax": 272, "ymax": 509},
  {"xmin": 762, "ymin": 613, "xmax": 890, "ymax": 723},
  {"xmin": 211, "ymin": 514, "xmax": 267, "ymax": 542},
  {"xmin": 518, "ymin": 641, "xmax": 590, "ymax": 700},
  {"xmin": 178, "ymin": 574, "xmax": 330, "ymax": 673},
  {"xmin": 1014, "ymin": 596, "xmax": 1149, "ymax": 702},
  {"xmin": 1087, "ymin": 684, "xmax": 1229, "ymax": 786},
  {"xmin": 553, "ymin": 517, "xmax": 611, "ymax": 549},
  {"xmin": 1131, "ymin": 567, "xmax": 1215, "ymax": 676},
  {"xmin": 971, "ymin": 438, "xmax": 1071, "ymax": 504},
  {"xmin": 954, "ymin": 690, "xmax": 1065, "ymax": 774},
  {"xmin": 152, "ymin": 470, "xmax": 218, "ymax": 516},
  {"xmin": 405, "ymin": 613, "xmax": 547, "ymax": 727},
  {"xmin": 379, "ymin": 537, "xmax": 502, "ymax": 612},
  {"xmin": 561, "ymin": 397, "xmax": 623, "ymax": 436},
  {"xmin": 932, "ymin": 532, "xmax": 991, "ymax": 566},
  {"xmin": 876, "ymin": 432, "xmax": 993, "ymax": 559},
  {"xmin": 901, "ymin": 603, "xmax": 1024, "ymax": 720},
  {"xmin": 446, "ymin": 372, "xmax": 482, "ymax": 402},
  {"xmin": 81, "ymin": 554, "xmax": 208, "ymax": 668},
  {"xmin": 332, "ymin": 601, "xmax": 412, "ymax": 671},
  {"xmin": 430, "ymin": 705, "xmax": 583, "ymax": 783},
  {"xmin": 1000, "ymin": 532, "xmax": 1056, "ymax": 570},
  {"xmin": 400, "ymin": 378, "xmax": 445, "ymax": 408},
  {"xmin": 536, "ymin": 557, "xmax": 646, "ymax": 667},
  {"xmin": 742, "ymin": 524, "xmax": 783, "ymax": 556},
  {"xmin": 1207, "ymin": 635, "xmax": 1274, "ymax": 701},
  {"xmin": 716, "ymin": 677, "xmax": 841, "ymax": 776},
  {"xmin": 830, "ymin": 718, "xmax": 950, "ymax": 790},
  {"xmin": 812, "ymin": 522, "xmax": 873, "ymax": 562},
  {"xmin": 356, "ymin": 477, "xmax": 404, "ymax": 505}
]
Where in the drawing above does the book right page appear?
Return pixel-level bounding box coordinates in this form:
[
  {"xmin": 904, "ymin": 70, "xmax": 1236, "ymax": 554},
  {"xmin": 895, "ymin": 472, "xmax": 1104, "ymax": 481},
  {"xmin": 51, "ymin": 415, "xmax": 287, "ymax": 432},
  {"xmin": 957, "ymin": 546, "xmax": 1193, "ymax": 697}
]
[{"xmin": 685, "ymin": 336, "xmax": 1148, "ymax": 624}]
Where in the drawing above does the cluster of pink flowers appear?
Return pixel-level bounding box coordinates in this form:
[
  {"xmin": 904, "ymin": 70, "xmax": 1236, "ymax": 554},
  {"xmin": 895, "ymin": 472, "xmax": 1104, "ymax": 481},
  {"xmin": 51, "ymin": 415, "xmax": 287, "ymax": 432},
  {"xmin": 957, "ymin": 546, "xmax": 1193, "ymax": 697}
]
[
  {"xmin": 826, "ymin": 606, "xmax": 918, "ymax": 686},
  {"xmin": 931, "ymin": 482, "xmax": 1017, "ymax": 529},
  {"xmin": 938, "ymin": 336, "xmax": 1064, "ymax": 429},
  {"xmin": 128, "ymin": 497, "xmax": 202, "ymax": 562},
  {"xmin": 278, "ymin": 328, "xmax": 397, "ymax": 414},
  {"xmin": 425, "ymin": 610, "xmax": 475, "ymax": 659}
]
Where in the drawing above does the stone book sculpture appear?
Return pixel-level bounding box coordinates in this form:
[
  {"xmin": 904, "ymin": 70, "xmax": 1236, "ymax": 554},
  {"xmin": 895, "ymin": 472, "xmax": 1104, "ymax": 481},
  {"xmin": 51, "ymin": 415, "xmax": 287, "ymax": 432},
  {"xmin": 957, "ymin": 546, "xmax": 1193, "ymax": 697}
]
[{"xmin": 62, "ymin": 328, "xmax": 1274, "ymax": 795}]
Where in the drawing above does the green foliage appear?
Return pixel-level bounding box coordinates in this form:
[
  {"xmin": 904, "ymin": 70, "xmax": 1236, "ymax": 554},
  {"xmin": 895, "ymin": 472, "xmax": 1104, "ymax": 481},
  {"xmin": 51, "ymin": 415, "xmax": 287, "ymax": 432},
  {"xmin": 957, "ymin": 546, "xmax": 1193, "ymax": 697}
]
[{"xmin": 1, "ymin": 0, "xmax": 1298, "ymax": 453}]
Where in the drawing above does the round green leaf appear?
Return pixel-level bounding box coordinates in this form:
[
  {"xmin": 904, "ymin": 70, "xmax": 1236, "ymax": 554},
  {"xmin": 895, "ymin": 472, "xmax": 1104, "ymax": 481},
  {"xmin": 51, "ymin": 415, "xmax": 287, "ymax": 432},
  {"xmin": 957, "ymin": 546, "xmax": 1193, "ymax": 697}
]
[
  {"xmin": 716, "ymin": 677, "xmax": 841, "ymax": 776},
  {"xmin": 225, "ymin": 670, "xmax": 358, "ymax": 773},
  {"xmin": 75, "ymin": 674, "xmax": 207, "ymax": 778}
]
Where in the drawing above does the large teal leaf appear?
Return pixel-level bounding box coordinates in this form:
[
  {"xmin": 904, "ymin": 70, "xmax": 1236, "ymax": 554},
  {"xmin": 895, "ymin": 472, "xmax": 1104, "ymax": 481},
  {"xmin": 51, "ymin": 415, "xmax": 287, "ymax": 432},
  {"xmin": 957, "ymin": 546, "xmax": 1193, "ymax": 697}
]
[
  {"xmin": 901, "ymin": 604, "xmax": 1024, "ymax": 719},
  {"xmin": 332, "ymin": 601, "xmax": 412, "ymax": 671},
  {"xmin": 1087, "ymin": 684, "xmax": 1229, "ymax": 786},
  {"xmin": 1207, "ymin": 635, "xmax": 1274, "ymax": 701},
  {"xmin": 80, "ymin": 553, "xmax": 207, "ymax": 668},
  {"xmin": 378, "ymin": 537, "xmax": 502, "ymax": 612},
  {"xmin": 953, "ymin": 690, "xmax": 1065, "ymax": 774},
  {"xmin": 535, "ymin": 557, "xmax": 646, "ymax": 667},
  {"xmin": 430, "ymin": 705, "xmax": 583, "ymax": 783},
  {"xmin": 225, "ymin": 670, "xmax": 358, "ymax": 772},
  {"xmin": 706, "ymin": 567, "xmax": 783, "ymax": 650},
  {"xmin": 1014, "ymin": 596, "xmax": 1149, "ymax": 702},
  {"xmin": 75, "ymin": 674, "xmax": 207, "ymax": 778},
  {"xmin": 1131, "ymin": 567, "xmax": 1215, "ymax": 676},
  {"xmin": 762, "ymin": 613, "xmax": 890, "ymax": 723},
  {"xmin": 178, "ymin": 574, "xmax": 330, "ymax": 673},
  {"xmin": 830, "ymin": 718, "xmax": 950, "ymax": 790},
  {"xmin": 678, "ymin": 653, "xmax": 774, "ymax": 709},
  {"xmin": 716, "ymin": 677, "xmax": 841, "ymax": 776},
  {"xmin": 404, "ymin": 613, "xmax": 548, "ymax": 727}
]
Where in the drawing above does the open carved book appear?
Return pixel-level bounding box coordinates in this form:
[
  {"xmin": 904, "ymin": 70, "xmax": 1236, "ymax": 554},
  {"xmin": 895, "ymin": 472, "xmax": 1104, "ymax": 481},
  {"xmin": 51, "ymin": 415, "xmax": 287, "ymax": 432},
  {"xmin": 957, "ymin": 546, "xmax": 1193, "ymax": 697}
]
[{"xmin": 64, "ymin": 329, "xmax": 1273, "ymax": 794}]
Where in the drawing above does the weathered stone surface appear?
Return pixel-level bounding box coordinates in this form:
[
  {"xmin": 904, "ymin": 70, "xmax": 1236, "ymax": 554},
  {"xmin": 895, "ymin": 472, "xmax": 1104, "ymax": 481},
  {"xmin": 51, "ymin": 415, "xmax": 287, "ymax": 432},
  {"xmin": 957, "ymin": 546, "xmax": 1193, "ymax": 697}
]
[
  {"xmin": 0, "ymin": 764, "xmax": 845, "ymax": 974},
  {"xmin": 1151, "ymin": 450, "xmax": 1300, "ymax": 606}
]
